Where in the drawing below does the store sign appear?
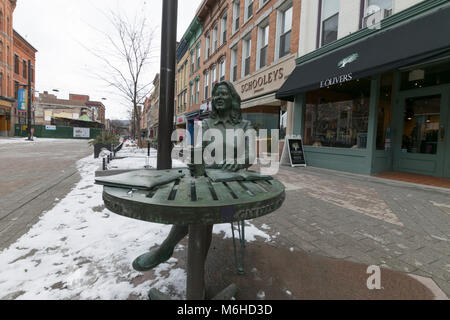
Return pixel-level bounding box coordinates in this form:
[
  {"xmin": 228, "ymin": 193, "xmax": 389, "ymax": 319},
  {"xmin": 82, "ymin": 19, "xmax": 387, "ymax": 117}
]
[
  {"xmin": 73, "ymin": 127, "xmax": 90, "ymax": 138},
  {"xmin": 234, "ymin": 55, "xmax": 296, "ymax": 101},
  {"xmin": 45, "ymin": 125, "xmax": 57, "ymax": 131},
  {"xmin": 176, "ymin": 115, "xmax": 186, "ymax": 125},
  {"xmin": 320, "ymin": 73, "xmax": 353, "ymax": 88}
]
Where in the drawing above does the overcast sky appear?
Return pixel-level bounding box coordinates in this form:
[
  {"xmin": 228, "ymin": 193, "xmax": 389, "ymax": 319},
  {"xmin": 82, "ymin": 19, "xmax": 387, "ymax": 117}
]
[{"xmin": 13, "ymin": 0, "xmax": 203, "ymax": 120}]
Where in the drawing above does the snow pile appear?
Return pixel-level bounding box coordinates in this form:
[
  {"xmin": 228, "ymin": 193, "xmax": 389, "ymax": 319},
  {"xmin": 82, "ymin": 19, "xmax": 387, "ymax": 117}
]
[{"xmin": 0, "ymin": 150, "xmax": 272, "ymax": 300}]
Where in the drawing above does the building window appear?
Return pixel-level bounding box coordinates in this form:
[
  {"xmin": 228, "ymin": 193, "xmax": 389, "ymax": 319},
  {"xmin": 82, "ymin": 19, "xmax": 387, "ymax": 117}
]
[
  {"xmin": 321, "ymin": 0, "xmax": 340, "ymax": 47},
  {"xmin": 14, "ymin": 54, "xmax": 19, "ymax": 74},
  {"xmin": 204, "ymin": 71, "xmax": 209, "ymax": 100},
  {"xmin": 190, "ymin": 84, "xmax": 194, "ymax": 106},
  {"xmin": 205, "ymin": 33, "xmax": 210, "ymax": 59},
  {"xmin": 191, "ymin": 51, "xmax": 195, "ymax": 74},
  {"xmin": 279, "ymin": 6, "xmax": 292, "ymax": 59},
  {"xmin": 231, "ymin": 46, "xmax": 238, "ymax": 82},
  {"xmin": 220, "ymin": 13, "xmax": 228, "ymax": 45},
  {"xmin": 0, "ymin": 72, "xmax": 2, "ymax": 95},
  {"xmin": 259, "ymin": 0, "xmax": 269, "ymax": 9},
  {"xmin": 23, "ymin": 60, "xmax": 27, "ymax": 79},
  {"xmin": 258, "ymin": 23, "xmax": 269, "ymax": 69},
  {"xmin": 0, "ymin": 41, "xmax": 3, "ymax": 62},
  {"xmin": 31, "ymin": 66, "xmax": 34, "ymax": 83},
  {"xmin": 211, "ymin": 65, "xmax": 217, "ymax": 94},
  {"xmin": 233, "ymin": 0, "xmax": 240, "ymax": 34},
  {"xmin": 212, "ymin": 25, "xmax": 218, "ymax": 53},
  {"xmin": 219, "ymin": 59, "xmax": 226, "ymax": 81},
  {"xmin": 304, "ymin": 78, "xmax": 371, "ymax": 149},
  {"xmin": 245, "ymin": 0, "xmax": 254, "ymax": 22},
  {"xmin": 196, "ymin": 45, "xmax": 201, "ymax": 70},
  {"xmin": 195, "ymin": 79, "xmax": 200, "ymax": 104},
  {"xmin": 242, "ymin": 36, "xmax": 251, "ymax": 77}
]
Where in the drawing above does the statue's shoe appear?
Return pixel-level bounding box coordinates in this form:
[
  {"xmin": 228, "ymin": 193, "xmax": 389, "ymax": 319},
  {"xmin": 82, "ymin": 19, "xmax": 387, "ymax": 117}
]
[{"xmin": 132, "ymin": 247, "xmax": 174, "ymax": 272}]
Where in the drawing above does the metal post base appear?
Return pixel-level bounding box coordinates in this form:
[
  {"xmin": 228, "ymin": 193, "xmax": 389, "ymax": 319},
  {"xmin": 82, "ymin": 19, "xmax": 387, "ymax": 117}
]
[{"xmin": 146, "ymin": 224, "xmax": 238, "ymax": 301}]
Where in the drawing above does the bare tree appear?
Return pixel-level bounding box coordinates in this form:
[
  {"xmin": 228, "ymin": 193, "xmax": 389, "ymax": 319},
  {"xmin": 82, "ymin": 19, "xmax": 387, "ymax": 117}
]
[{"xmin": 85, "ymin": 7, "xmax": 156, "ymax": 145}]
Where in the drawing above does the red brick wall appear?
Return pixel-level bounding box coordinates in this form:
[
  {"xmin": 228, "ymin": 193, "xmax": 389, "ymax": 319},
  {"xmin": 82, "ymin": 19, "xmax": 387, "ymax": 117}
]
[{"xmin": 185, "ymin": 0, "xmax": 301, "ymax": 115}]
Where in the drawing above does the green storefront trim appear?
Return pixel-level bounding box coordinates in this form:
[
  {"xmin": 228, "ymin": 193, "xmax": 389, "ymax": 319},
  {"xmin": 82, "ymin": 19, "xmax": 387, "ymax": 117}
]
[{"xmin": 15, "ymin": 124, "xmax": 102, "ymax": 140}]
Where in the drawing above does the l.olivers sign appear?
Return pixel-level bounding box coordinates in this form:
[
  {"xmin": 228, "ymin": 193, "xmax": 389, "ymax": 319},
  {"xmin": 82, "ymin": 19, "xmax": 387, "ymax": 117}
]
[{"xmin": 319, "ymin": 53, "xmax": 359, "ymax": 89}]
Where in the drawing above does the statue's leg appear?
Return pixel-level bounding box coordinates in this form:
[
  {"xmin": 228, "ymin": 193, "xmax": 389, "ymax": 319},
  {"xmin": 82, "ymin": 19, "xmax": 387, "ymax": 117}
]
[
  {"xmin": 133, "ymin": 225, "xmax": 188, "ymax": 272},
  {"xmin": 186, "ymin": 224, "xmax": 213, "ymax": 300}
]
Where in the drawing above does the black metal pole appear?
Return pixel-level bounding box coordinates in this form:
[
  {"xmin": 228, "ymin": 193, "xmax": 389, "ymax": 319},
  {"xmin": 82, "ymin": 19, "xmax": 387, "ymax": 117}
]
[
  {"xmin": 157, "ymin": 0, "xmax": 178, "ymax": 170},
  {"xmin": 27, "ymin": 60, "xmax": 32, "ymax": 140}
]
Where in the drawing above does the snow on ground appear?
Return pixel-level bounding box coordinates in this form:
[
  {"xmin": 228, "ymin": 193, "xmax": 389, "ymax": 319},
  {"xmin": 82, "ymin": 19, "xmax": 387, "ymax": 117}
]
[
  {"xmin": 0, "ymin": 137, "xmax": 75, "ymax": 146},
  {"xmin": 0, "ymin": 145, "xmax": 272, "ymax": 300}
]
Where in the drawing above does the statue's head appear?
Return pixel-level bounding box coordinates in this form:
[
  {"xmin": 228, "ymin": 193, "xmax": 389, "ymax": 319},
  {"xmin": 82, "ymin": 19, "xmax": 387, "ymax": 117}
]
[{"xmin": 210, "ymin": 81, "xmax": 242, "ymax": 124}]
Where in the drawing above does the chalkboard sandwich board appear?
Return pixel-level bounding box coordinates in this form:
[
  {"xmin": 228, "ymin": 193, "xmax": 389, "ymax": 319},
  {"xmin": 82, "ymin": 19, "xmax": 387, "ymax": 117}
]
[{"xmin": 281, "ymin": 135, "xmax": 307, "ymax": 168}]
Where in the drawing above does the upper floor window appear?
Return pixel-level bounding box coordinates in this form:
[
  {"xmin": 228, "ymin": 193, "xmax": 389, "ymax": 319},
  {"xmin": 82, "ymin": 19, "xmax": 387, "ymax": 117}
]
[
  {"xmin": 211, "ymin": 65, "xmax": 217, "ymax": 94},
  {"xmin": 258, "ymin": 23, "xmax": 269, "ymax": 69},
  {"xmin": 205, "ymin": 33, "xmax": 210, "ymax": 59},
  {"xmin": 212, "ymin": 25, "xmax": 218, "ymax": 53},
  {"xmin": 14, "ymin": 54, "xmax": 19, "ymax": 74},
  {"xmin": 204, "ymin": 71, "xmax": 209, "ymax": 100},
  {"xmin": 259, "ymin": 0, "xmax": 269, "ymax": 9},
  {"xmin": 231, "ymin": 46, "xmax": 238, "ymax": 82},
  {"xmin": 279, "ymin": 6, "xmax": 292, "ymax": 58},
  {"xmin": 220, "ymin": 13, "xmax": 228, "ymax": 45},
  {"xmin": 191, "ymin": 51, "xmax": 195, "ymax": 74},
  {"xmin": 242, "ymin": 36, "xmax": 251, "ymax": 77},
  {"xmin": 363, "ymin": 0, "xmax": 393, "ymax": 28},
  {"xmin": 245, "ymin": 0, "xmax": 254, "ymax": 22},
  {"xmin": 23, "ymin": 60, "xmax": 27, "ymax": 79},
  {"xmin": 321, "ymin": 0, "xmax": 340, "ymax": 47},
  {"xmin": 233, "ymin": 1, "xmax": 240, "ymax": 34},
  {"xmin": 219, "ymin": 59, "xmax": 226, "ymax": 82},
  {"xmin": 196, "ymin": 45, "xmax": 201, "ymax": 69},
  {"xmin": 190, "ymin": 83, "xmax": 194, "ymax": 106},
  {"xmin": 195, "ymin": 79, "xmax": 200, "ymax": 104}
]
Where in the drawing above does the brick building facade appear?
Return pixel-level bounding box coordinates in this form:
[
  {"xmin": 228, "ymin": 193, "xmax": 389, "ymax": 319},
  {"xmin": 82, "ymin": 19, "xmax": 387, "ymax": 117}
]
[
  {"xmin": 12, "ymin": 29, "xmax": 37, "ymax": 134},
  {"xmin": 0, "ymin": 0, "xmax": 16, "ymax": 136},
  {"xmin": 175, "ymin": 0, "xmax": 301, "ymax": 145}
]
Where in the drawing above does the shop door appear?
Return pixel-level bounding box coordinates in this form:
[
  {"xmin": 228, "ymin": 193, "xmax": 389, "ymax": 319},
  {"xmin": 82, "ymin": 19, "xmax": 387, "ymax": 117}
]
[{"xmin": 393, "ymin": 86, "xmax": 450, "ymax": 177}]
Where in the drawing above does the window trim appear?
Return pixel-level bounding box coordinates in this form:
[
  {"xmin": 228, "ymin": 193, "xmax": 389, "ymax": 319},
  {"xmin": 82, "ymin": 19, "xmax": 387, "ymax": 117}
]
[
  {"xmin": 275, "ymin": 1, "xmax": 293, "ymax": 61},
  {"xmin": 256, "ymin": 21, "xmax": 269, "ymax": 70}
]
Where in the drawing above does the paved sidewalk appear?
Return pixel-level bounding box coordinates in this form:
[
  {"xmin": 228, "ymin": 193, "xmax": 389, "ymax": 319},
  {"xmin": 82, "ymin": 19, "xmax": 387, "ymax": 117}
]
[{"xmin": 250, "ymin": 165, "xmax": 450, "ymax": 296}]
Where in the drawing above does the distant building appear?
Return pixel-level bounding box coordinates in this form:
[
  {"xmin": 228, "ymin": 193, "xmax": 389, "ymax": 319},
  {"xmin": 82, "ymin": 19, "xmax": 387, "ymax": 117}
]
[
  {"xmin": 148, "ymin": 74, "xmax": 160, "ymax": 139},
  {"xmin": 35, "ymin": 92, "xmax": 106, "ymax": 129},
  {"xmin": 110, "ymin": 120, "xmax": 131, "ymax": 137},
  {"xmin": 12, "ymin": 29, "xmax": 37, "ymax": 135}
]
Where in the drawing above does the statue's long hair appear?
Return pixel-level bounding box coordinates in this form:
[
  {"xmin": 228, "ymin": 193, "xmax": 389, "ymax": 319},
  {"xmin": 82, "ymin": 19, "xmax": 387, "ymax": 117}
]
[{"xmin": 210, "ymin": 81, "xmax": 242, "ymax": 125}]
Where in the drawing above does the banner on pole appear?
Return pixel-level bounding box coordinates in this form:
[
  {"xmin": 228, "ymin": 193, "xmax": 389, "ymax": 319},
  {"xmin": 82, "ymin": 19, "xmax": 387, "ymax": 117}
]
[{"xmin": 18, "ymin": 88, "xmax": 27, "ymax": 111}]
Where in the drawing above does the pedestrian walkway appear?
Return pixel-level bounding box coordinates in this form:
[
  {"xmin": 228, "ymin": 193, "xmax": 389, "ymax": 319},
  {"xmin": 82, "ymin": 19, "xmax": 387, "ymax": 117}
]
[{"xmin": 250, "ymin": 165, "xmax": 450, "ymax": 297}]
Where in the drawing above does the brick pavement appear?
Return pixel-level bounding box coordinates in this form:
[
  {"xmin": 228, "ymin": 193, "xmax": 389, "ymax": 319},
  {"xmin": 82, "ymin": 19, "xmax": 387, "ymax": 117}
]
[{"xmin": 251, "ymin": 165, "xmax": 450, "ymax": 296}]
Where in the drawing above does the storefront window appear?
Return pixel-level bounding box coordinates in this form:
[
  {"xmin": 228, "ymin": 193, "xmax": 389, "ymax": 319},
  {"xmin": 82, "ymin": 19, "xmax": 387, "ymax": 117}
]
[
  {"xmin": 401, "ymin": 95, "xmax": 441, "ymax": 155},
  {"xmin": 400, "ymin": 60, "xmax": 450, "ymax": 91},
  {"xmin": 376, "ymin": 73, "xmax": 394, "ymax": 150},
  {"xmin": 304, "ymin": 78, "xmax": 371, "ymax": 149}
]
